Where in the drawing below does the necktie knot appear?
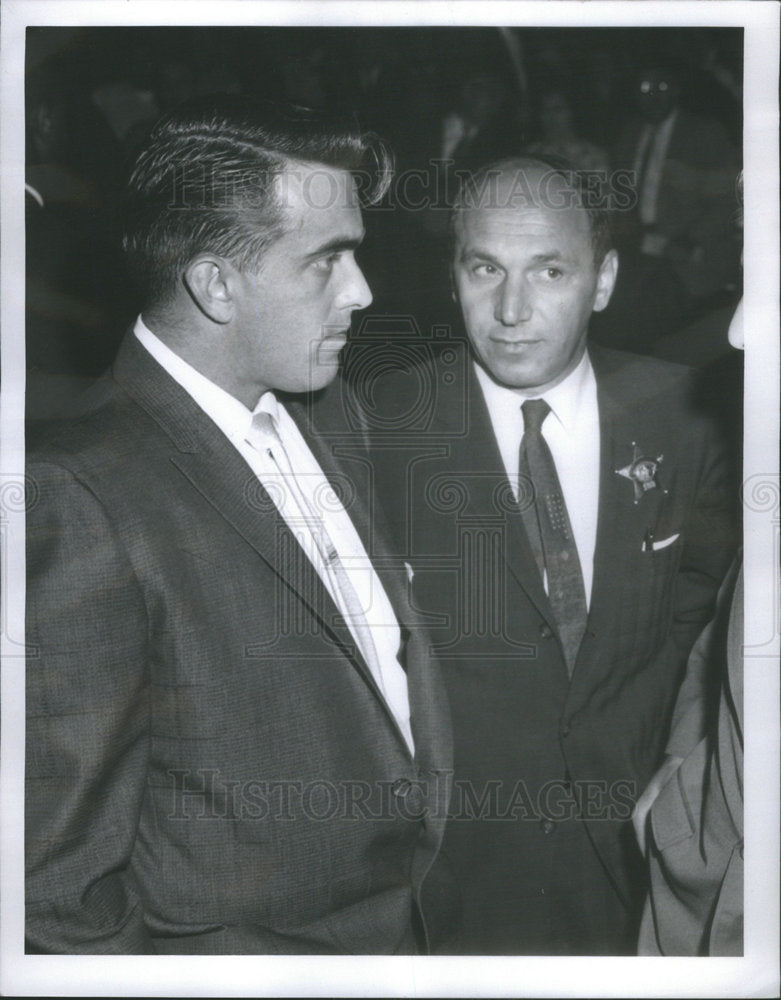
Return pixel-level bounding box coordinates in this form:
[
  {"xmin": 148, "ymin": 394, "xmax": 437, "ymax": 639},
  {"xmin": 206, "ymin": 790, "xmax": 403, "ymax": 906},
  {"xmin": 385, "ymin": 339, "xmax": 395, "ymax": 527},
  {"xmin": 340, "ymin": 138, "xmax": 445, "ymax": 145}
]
[
  {"xmin": 521, "ymin": 398, "xmax": 550, "ymax": 434},
  {"xmin": 249, "ymin": 410, "xmax": 281, "ymax": 451}
]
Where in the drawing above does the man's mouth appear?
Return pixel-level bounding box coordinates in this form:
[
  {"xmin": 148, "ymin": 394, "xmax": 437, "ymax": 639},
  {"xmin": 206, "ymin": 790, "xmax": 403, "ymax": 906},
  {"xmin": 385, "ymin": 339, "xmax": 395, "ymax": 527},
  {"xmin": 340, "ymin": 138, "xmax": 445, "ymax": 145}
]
[
  {"xmin": 316, "ymin": 332, "xmax": 348, "ymax": 359},
  {"xmin": 322, "ymin": 326, "xmax": 350, "ymax": 341},
  {"xmin": 490, "ymin": 337, "xmax": 541, "ymax": 351}
]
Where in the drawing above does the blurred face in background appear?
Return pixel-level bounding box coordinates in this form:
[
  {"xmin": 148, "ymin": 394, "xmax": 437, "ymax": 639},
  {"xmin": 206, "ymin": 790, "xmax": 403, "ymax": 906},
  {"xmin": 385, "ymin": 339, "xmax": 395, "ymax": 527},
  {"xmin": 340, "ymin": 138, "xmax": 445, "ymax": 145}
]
[{"xmin": 635, "ymin": 68, "xmax": 680, "ymax": 124}]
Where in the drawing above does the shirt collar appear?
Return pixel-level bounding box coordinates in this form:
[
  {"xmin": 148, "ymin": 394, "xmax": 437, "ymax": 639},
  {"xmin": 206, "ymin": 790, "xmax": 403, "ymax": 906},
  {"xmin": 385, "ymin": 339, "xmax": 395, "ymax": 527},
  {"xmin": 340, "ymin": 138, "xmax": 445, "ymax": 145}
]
[
  {"xmin": 473, "ymin": 348, "xmax": 595, "ymax": 434},
  {"xmin": 133, "ymin": 314, "xmax": 278, "ymax": 443}
]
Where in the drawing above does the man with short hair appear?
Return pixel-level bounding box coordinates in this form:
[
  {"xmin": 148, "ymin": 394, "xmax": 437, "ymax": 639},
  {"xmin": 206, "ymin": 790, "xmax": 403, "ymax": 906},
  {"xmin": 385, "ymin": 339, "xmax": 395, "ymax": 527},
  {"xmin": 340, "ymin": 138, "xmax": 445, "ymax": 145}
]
[
  {"xmin": 368, "ymin": 156, "xmax": 734, "ymax": 953},
  {"xmin": 25, "ymin": 95, "xmax": 452, "ymax": 955}
]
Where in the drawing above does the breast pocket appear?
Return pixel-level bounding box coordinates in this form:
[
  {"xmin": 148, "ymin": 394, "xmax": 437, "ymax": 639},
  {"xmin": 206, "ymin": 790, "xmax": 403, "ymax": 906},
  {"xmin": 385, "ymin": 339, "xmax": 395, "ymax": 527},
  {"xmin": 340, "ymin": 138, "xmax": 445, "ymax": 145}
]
[
  {"xmin": 648, "ymin": 532, "xmax": 684, "ymax": 634},
  {"xmin": 615, "ymin": 533, "xmax": 684, "ymax": 664}
]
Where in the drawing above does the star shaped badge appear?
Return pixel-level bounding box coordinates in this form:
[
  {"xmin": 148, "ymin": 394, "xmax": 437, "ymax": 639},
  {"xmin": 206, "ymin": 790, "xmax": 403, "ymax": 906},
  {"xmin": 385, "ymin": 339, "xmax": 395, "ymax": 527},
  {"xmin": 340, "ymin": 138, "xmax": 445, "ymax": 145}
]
[{"xmin": 615, "ymin": 443, "xmax": 665, "ymax": 503}]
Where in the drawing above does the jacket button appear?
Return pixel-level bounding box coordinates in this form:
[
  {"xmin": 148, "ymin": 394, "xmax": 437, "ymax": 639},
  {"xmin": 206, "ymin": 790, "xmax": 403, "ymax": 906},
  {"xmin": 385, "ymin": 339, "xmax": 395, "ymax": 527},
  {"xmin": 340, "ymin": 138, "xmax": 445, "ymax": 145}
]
[
  {"xmin": 392, "ymin": 778, "xmax": 412, "ymax": 798},
  {"xmin": 539, "ymin": 623, "xmax": 553, "ymax": 639},
  {"xmin": 541, "ymin": 819, "xmax": 556, "ymax": 835}
]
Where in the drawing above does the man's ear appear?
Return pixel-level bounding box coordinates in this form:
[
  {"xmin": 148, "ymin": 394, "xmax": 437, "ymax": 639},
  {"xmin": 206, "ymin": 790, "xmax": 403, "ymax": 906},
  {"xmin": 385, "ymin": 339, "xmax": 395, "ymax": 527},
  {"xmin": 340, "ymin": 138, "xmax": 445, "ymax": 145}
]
[
  {"xmin": 183, "ymin": 256, "xmax": 235, "ymax": 324},
  {"xmin": 593, "ymin": 249, "xmax": 619, "ymax": 313}
]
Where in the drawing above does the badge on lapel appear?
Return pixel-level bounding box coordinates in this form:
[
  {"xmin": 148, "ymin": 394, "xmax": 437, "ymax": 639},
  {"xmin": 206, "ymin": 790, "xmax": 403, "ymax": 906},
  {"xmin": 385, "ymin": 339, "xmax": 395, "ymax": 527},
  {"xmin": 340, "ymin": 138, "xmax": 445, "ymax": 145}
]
[{"xmin": 615, "ymin": 443, "xmax": 666, "ymax": 503}]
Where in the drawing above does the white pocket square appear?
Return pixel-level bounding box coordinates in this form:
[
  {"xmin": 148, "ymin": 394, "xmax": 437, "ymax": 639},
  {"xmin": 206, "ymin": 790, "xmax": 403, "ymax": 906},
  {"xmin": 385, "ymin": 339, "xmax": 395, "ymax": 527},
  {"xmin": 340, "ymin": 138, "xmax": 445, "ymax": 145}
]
[
  {"xmin": 404, "ymin": 561, "xmax": 415, "ymax": 583},
  {"xmin": 642, "ymin": 532, "xmax": 680, "ymax": 553}
]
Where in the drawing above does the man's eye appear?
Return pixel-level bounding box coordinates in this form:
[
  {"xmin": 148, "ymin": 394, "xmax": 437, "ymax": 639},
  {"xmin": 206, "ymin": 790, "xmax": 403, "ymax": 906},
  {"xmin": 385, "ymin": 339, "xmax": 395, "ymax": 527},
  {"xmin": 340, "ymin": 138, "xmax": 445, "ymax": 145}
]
[
  {"xmin": 542, "ymin": 267, "xmax": 563, "ymax": 280},
  {"xmin": 313, "ymin": 253, "xmax": 341, "ymax": 272},
  {"xmin": 473, "ymin": 263, "xmax": 498, "ymax": 276}
]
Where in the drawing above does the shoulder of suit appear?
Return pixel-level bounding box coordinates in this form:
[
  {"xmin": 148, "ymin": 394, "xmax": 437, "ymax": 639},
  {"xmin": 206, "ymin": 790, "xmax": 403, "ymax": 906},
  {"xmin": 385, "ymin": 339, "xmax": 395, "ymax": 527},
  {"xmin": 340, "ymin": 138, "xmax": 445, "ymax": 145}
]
[
  {"xmin": 589, "ymin": 343, "xmax": 709, "ymax": 422},
  {"xmin": 590, "ymin": 343, "xmax": 693, "ymax": 386},
  {"xmin": 28, "ymin": 371, "xmax": 159, "ymax": 477}
]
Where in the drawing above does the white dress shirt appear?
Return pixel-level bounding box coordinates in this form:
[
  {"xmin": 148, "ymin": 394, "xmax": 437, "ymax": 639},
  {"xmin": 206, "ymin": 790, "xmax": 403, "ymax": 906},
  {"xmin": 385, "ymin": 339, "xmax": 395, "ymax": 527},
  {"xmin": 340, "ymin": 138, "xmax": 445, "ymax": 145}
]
[
  {"xmin": 134, "ymin": 316, "xmax": 414, "ymax": 753},
  {"xmin": 475, "ymin": 351, "xmax": 601, "ymax": 606}
]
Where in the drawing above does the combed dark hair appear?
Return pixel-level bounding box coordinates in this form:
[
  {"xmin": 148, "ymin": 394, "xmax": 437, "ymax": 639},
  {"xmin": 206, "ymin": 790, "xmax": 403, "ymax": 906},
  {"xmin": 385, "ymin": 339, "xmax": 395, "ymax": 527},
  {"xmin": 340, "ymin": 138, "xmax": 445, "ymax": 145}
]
[
  {"xmin": 121, "ymin": 94, "xmax": 392, "ymax": 306},
  {"xmin": 451, "ymin": 153, "xmax": 614, "ymax": 268}
]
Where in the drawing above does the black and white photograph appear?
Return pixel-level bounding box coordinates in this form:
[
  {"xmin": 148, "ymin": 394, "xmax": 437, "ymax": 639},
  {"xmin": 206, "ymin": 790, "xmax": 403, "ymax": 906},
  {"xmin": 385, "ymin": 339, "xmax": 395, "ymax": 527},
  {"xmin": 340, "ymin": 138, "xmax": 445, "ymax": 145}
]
[{"xmin": 1, "ymin": 1, "xmax": 778, "ymax": 996}]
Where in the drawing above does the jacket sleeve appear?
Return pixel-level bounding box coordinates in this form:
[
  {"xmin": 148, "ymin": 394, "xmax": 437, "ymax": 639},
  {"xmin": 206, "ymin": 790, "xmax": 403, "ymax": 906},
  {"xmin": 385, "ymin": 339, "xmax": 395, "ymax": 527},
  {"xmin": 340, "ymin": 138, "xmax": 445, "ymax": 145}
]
[
  {"xmin": 26, "ymin": 460, "xmax": 154, "ymax": 953},
  {"xmin": 665, "ymin": 554, "xmax": 741, "ymax": 759},
  {"xmin": 651, "ymin": 410, "xmax": 736, "ymax": 764}
]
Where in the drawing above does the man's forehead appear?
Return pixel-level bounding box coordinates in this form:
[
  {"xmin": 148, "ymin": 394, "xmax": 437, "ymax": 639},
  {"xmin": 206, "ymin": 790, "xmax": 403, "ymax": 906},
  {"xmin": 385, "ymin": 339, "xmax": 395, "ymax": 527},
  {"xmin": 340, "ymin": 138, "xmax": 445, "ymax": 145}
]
[
  {"xmin": 456, "ymin": 197, "xmax": 593, "ymax": 250},
  {"xmin": 462, "ymin": 164, "xmax": 578, "ymax": 210},
  {"xmin": 458, "ymin": 165, "xmax": 591, "ymax": 233},
  {"xmin": 275, "ymin": 162, "xmax": 361, "ymax": 224}
]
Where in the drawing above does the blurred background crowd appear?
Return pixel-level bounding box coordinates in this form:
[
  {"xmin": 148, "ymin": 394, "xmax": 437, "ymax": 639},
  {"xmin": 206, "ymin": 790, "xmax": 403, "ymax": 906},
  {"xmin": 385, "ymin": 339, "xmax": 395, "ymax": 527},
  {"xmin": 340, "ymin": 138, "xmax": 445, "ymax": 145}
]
[{"xmin": 25, "ymin": 25, "xmax": 743, "ymax": 464}]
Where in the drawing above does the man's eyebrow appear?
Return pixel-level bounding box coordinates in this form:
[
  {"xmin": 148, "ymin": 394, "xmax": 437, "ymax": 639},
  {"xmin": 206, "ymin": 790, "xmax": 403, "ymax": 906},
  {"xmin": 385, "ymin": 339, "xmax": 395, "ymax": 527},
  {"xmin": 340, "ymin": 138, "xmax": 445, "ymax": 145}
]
[
  {"xmin": 460, "ymin": 247, "xmax": 576, "ymax": 266},
  {"xmin": 305, "ymin": 232, "xmax": 365, "ymax": 259},
  {"xmin": 459, "ymin": 246, "xmax": 574, "ymax": 267},
  {"xmin": 529, "ymin": 251, "xmax": 573, "ymax": 265},
  {"xmin": 459, "ymin": 246, "xmax": 502, "ymax": 266}
]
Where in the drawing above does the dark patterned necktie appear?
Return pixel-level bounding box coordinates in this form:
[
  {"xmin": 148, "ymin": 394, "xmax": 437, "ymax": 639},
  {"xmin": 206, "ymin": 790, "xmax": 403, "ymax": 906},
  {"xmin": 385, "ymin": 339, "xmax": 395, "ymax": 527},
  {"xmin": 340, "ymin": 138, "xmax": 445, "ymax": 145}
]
[{"xmin": 518, "ymin": 398, "xmax": 587, "ymax": 675}]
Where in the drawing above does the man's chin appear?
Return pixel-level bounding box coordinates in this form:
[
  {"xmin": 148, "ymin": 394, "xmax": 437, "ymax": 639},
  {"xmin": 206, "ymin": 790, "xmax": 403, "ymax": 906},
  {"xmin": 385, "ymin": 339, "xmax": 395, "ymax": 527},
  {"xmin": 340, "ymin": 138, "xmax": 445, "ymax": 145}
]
[
  {"xmin": 477, "ymin": 355, "xmax": 546, "ymax": 393},
  {"xmin": 306, "ymin": 362, "xmax": 342, "ymax": 394}
]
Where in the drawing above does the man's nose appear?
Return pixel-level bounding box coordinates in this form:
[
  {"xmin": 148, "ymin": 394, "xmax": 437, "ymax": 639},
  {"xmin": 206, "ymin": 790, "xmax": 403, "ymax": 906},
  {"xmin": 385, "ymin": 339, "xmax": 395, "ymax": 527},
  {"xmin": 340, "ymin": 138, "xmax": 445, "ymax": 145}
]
[
  {"xmin": 495, "ymin": 276, "xmax": 531, "ymax": 326},
  {"xmin": 337, "ymin": 257, "xmax": 373, "ymax": 311}
]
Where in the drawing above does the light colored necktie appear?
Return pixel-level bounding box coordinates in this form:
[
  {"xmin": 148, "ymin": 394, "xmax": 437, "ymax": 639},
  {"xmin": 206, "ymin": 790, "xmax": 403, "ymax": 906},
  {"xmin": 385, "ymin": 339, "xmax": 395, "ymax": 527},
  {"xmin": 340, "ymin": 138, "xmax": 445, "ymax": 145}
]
[{"xmin": 246, "ymin": 411, "xmax": 388, "ymax": 696}]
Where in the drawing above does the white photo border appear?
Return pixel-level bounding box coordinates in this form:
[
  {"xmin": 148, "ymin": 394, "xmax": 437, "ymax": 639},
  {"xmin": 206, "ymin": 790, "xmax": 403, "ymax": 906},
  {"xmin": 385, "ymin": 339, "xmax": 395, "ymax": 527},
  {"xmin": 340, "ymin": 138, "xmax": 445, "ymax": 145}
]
[{"xmin": 2, "ymin": 2, "xmax": 778, "ymax": 997}]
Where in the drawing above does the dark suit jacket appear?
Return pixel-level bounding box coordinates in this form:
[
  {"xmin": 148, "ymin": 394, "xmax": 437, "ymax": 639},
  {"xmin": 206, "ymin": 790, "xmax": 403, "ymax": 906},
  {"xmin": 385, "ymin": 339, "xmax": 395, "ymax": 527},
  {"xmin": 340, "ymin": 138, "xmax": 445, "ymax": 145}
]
[
  {"xmin": 25, "ymin": 334, "xmax": 452, "ymax": 955},
  {"xmin": 366, "ymin": 341, "xmax": 734, "ymax": 952},
  {"xmin": 639, "ymin": 559, "xmax": 743, "ymax": 955}
]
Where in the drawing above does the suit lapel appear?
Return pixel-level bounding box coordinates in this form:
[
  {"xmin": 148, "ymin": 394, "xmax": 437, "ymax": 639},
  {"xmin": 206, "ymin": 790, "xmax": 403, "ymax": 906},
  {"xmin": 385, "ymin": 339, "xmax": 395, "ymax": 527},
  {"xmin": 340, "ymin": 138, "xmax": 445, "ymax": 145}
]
[
  {"xmin": 588, "ymin": 418, "xmax": 654, "ymax": 627},
  {"xmin": 450, "ymin": 363, "xmax": 557, "ymax": 629},
  {"xmin": 289, "ymin": 393, "xmax": 454, "ymax": 775},
  {"xmin": 113, "ymin": 336, "xmax": 398, "ymax": 710},
  {"xmin": 572, "ymin": 346, "xmax": 671, "ymax": 689},
  {"xmin": 168, "ymin": 446, "xmax": 348, "ymax": 639},
  {"xmin": 286, "ymin": 395, "xmax": 413, "ymax": 624}
]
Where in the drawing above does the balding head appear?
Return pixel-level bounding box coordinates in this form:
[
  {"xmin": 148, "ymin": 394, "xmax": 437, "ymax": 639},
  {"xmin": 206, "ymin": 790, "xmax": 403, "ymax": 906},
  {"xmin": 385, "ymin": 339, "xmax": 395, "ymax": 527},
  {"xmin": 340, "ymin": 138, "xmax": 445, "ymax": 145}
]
[{"xmin": 451, "ymin": 155, "xmax": 614, "ymax": 270}]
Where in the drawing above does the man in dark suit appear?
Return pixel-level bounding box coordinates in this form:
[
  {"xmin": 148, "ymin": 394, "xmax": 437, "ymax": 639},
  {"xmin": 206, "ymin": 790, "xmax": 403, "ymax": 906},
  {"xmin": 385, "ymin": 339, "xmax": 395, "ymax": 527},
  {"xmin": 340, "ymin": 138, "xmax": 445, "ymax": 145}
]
[
  {"xmin": 25, "ymin": 95, "xmax": 452, "ymax": 954},
  {"xmin": 367, "ymin": 156, "xmax": 734, "ymax": 953}
]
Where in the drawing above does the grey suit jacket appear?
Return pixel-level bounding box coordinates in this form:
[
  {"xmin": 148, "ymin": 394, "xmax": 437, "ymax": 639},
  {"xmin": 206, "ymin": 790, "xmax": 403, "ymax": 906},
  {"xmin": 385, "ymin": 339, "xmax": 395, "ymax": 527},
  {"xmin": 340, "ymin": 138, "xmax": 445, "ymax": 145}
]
[
  {"xmin": 25, "ymin": 333, "xmax": 453, "ymax": 954},
  {"xmin": 639, "ymin": 558, "xmax": 743, "ymax": 956}
]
